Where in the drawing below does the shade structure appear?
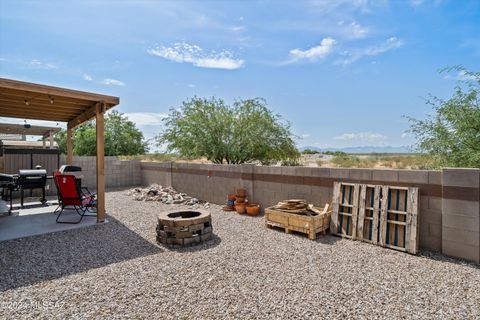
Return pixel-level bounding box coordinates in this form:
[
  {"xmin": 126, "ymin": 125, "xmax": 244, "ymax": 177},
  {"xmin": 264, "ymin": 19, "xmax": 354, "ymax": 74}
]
[{"xmin": 0, "ymin": 78, "xmax": 120, "ymax": 223}]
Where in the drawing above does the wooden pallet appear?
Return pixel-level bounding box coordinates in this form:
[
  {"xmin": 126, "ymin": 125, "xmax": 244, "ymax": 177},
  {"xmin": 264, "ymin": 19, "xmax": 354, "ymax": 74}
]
[
  {"xmin": 331, "ymin": 182, "xmax": 419, "ymax": 254},
  {"xmin": 330, "ymin": 182, "xmax": 360, "ymax": 239},
  {"xmin": 265, "ymin": 205, "xmax": 331, "ymax": 240}
]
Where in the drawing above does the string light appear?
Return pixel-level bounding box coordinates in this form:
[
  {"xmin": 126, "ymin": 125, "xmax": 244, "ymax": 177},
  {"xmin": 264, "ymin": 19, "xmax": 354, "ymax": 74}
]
[
  {"xmin": 24, "ymin": 99, "xmax": 29, "ymax": 106},
  {"xmin": 49, "ymin": 96, "xmax": 54, "ymax": 104}
]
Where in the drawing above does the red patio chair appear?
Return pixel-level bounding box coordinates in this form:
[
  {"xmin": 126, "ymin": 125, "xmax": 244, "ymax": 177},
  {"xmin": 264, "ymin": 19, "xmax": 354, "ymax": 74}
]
[{"xmin": 53, "ymin": 171, "xmax": 97, "ymax": 224}]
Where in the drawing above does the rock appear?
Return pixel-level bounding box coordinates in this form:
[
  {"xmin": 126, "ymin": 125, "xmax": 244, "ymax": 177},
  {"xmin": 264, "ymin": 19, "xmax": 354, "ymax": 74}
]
[{"xmin": 127, "ymin": 184, "xmax": 207, "ymax": 207}]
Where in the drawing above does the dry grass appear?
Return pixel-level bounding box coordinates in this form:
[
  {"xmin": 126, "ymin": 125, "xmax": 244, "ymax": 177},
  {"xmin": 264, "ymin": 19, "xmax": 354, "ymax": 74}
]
[{"xmin": 317, "ymin": 153, "xmax": 438, "ymax": 169}]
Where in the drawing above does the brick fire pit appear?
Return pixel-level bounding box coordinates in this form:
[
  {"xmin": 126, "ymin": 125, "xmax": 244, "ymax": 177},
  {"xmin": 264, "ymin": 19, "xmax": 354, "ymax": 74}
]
[{"xmin": 156, "ymin": 209, "xmax": 213, "ymax": 246}]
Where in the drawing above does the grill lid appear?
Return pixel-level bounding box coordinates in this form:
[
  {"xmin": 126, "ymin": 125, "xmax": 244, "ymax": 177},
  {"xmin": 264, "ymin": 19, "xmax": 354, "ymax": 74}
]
[{"xmin": 19, "ymin": 169, "xmax": 47, "ymax": 176}]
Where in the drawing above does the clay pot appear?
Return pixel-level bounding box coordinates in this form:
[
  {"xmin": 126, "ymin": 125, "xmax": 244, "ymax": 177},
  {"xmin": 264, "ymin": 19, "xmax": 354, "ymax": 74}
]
[
  {"xmin": 235, "ymin": 202, "xmax": 246, "ymax": 214},
  {"xmin": 246, "ymin": 204, "xmax": 260, "ymax": 216},
  {"xmin": 236, "ymin": 188, "xmax": 247, "ymax": 198},
  {"xmin": 235, "ymin": 196, "xmax": 246, "ymax": 204}
]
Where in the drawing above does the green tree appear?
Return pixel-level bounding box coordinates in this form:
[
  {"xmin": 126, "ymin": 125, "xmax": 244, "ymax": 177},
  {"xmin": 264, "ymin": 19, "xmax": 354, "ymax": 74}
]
[
  {"xmin": 55, "ymin": 110, "xmax": 149, "ymax": 156},
  {"xmin": 408, "ymin": 67, "xmax": 480, "ymax": 168},
  {"xmin": 157, "ymin": 97, "xmax": 299, "ymax": 164},
  {"xmin": 302, "ymin": 149, "xmax": 320, "ymax": 154}
]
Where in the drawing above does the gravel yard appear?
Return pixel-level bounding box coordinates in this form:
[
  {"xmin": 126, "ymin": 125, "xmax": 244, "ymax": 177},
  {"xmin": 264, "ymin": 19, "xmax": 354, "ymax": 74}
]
[{"xmin": 1, "ymin": 189, "xmax": 479, "ymax": 319}]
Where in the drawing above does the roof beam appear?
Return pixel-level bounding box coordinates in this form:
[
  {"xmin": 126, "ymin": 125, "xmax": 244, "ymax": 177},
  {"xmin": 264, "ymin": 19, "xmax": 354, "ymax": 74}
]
[
  {"xmin": 68, "ymin": 102, "xmax": 106, "ymax": 129},
  {"xmin": 0, "ymin": 78, "xmax": 119, "ymax": 105},
  {"xmin": 0, "ymin": 104, "xmax": 77, "ymax": 116},
  {"xmin": 0, "ymin": 94, "xmax": 88, "ymax": 110}
]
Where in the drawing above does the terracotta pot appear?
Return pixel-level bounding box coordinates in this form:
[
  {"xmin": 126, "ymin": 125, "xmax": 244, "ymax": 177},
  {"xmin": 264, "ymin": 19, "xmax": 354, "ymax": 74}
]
[
  {"xmin": 235, "ymin": 196, "xmax": 246, "ymax": 204},
  {"xmin": 235, "ymin": 202, "xmax": 246, "ymax": 214},
  {"xmin": 246, "ymin": 204, "xmax": 260, "ymax": 216},
  {"xmin": 227, "ymin": 194, "xmax": 236, "ymax": 201},
  {"xmin": 236, "ymin": 188, "xmax": 247, "ymax": 198}
]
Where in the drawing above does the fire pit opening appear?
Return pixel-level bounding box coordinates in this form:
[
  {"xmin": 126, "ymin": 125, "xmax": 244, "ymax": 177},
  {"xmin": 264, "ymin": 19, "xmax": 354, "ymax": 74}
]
[
  {"xmin": 167, "ymin": 211, "xmax": 201, "ymax": 219},
  {"xmin": 157, "ymin": 209, "xmax": 213, "ymax": 246}
]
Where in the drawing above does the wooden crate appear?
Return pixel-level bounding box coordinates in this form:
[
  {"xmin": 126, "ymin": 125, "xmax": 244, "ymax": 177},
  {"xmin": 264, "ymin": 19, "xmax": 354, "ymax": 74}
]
[{"xmin": 265, "ymin": 206, "xmax": 331, "ymax": 240}]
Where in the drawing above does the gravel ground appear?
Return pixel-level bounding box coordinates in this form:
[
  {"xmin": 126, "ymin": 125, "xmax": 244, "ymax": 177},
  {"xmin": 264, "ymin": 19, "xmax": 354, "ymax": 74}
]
[{"xmin": 1, "ymin": 189, "xmax": 479, "ymax": 319}]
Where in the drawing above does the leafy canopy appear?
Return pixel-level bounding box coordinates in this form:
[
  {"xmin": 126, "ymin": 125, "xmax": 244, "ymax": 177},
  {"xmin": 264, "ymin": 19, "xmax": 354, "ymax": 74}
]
[
  {"xmin": 157, "ymin": 97, "xmax": 299, "ymax": 164},
  {"xmin": 408, "ymin": 67, "xmax": 480, "ymax": 168},
  {"xmin": 55, "ymin": 110, "xmax": 149, "ymax": 156}
]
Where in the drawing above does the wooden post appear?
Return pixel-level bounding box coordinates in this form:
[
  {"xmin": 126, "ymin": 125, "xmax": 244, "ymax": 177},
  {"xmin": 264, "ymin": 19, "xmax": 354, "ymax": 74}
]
[
  {"xmin": 49, "ymin": 131, "xmax": 54, "ymax": 149},
  {"xmin": 42, "ymin": 138, "xmax": 46, "ymax": 149},
  {"xmin": 66, "ymin": 128, "xmax": 73, "ymax": 165},
  {"xmin": 96, "ymin": 102, "xmax": 106, "ymax": 223}
]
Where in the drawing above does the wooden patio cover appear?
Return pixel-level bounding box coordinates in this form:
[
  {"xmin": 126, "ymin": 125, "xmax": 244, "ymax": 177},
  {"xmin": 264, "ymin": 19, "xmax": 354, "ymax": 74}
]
[{"xmin": 0, "ymin": 77, "xmax": 120, "ymax": 222}]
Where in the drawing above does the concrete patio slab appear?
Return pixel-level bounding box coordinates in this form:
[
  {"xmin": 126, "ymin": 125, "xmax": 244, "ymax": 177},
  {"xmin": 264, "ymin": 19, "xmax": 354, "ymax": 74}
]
[{"xmin": 0, "ymin": 198, "xmax": 97, "ymax": 242}]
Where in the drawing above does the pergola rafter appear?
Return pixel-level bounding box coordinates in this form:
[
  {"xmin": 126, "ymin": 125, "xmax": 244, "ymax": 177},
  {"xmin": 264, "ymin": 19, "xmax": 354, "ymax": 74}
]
[{"xmin": 0, "ymin": 77, "xmax": 120, "ymax": 223}]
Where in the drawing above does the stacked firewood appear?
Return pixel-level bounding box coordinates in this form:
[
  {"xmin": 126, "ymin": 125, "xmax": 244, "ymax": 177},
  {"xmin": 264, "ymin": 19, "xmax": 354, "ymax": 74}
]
[{"xmin": 273, "ymin": 199, "xmax": 328, "ymax": 216}]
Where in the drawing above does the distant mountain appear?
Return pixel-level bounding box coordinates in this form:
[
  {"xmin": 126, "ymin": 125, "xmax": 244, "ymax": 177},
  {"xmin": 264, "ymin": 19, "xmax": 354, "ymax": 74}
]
[{"xmin": 300, "ymin": 145, "xmax": 412, "ymax": 154}]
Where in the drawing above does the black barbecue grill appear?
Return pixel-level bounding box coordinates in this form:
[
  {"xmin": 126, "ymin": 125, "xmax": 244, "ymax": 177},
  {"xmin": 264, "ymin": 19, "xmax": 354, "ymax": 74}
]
[
  {"xmin": 17, "ymin": 169, "xmax": 47, "ymax": 208},
  {"xmin": 0, "ymin": 173, "xmax": 16, "ymax": 214}
]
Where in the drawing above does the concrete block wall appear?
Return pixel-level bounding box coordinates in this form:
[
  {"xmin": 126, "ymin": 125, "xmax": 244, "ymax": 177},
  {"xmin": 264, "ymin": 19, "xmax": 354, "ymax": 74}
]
[
  {"xmin": 441, "ymin": 168, "xmax": 480, "ymax": 263},
  {"xmin": 140, "ymin": 162, "xmax": 479, "ymax": 263},
  {"xmin": 67, "ymin": 156, "xmax": 142, "ymax": 190}
]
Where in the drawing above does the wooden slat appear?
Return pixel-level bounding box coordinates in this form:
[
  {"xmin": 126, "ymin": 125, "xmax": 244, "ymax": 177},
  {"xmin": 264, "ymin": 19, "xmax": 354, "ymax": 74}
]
[
  {"xmin": 357, "ymin": 184, "xmax": 366, "ymax": 241},
  {"xmin": 351, "ymin": 184, "xmax": 360, "ymax": 239},
  {"xmin": 397, "ymin": 189, "xmax": 407, "ymax": 248},
  {"xmin": 0, "ymin": 104, "xmax": 78, "ymax": 116},
  {"xmin": 379, "ymin": 185, "xmax": 389, "ymax": 247},
  {"xmin": 387, "ymin": 209, "xmax": 408, "ymax": 215},
  {"xmin": 371, "ymin": 185, "xmax": 381, "ymax": 245},
  {"xmin": 330, "ymin": 182, "xmax": 340, "ymax": 235},
  {"xmin": 387, "ymin": 220, "xmax": 407, "ymax": 226},
  {"xmin": 0, "ymin": 94, "xmax": 89, "ymax": 109},
  {"xmin": 407, "ymin": 187, "xmax": 419, "ymax": 254}
]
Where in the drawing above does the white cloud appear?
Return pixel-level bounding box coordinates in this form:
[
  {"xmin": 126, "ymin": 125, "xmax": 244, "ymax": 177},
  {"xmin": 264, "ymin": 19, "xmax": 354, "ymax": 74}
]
[
  {"xmin": 83, "ymin": 74, "xmax": 93, "ymax": 81},
  {"xmin": 102, "ymin": 78, "xmax": 125, "ymax": 86},
  {"xmin": 443, "ymin": 70, "xmax": 480, "ymax": 81},
  {"xmin": 348, "ymin": 21, "xmax": 369, "ymax": 39},
  {"xmin": 401, "ymin": 132, "xmax": 410, "ymax": 139},
  {"xmin": 341, "ymin": 37, "xmax": 404, "ymax": 64},
  {"xmin": 335, "ymin": 132, "xmax": 387, "ymax": 141},
  {"xmin": 147, "ymin": 42, "xmax": 245, "ymax": 70},
  {"xmin": 301, "ymin": 134, "xmax": 311, "ymax": 138},
  {"xmin": 29, "ymin": 59, "xmax": 57, "ymax": 69},
  {"xmin": 289, "ymin": 37, "xmax": 336, "ymax": 62},
  {"xmin": 231, "ymin": 25, "xmax": 246, "ymax": 32},
  {"xmin": 456, "ymin": 70, "xmax": 480, "ymax": 81},
  {"xmin": 338, "ymin": 21, "xmax": 370, "ymax": 39},
  {"xmin": 123, "ymin": 112, "xmax": 167, "ymax": 126},
  {"xmin": 187, "ymin": 84, "xmax": 195, "ymax": 88}
]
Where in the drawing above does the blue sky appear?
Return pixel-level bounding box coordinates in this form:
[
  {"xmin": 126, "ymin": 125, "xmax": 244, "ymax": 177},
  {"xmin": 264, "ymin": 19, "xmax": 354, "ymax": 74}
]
[{"xmin": 1, "ymin": 0, "xmax": 479, "ymax": 150}]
